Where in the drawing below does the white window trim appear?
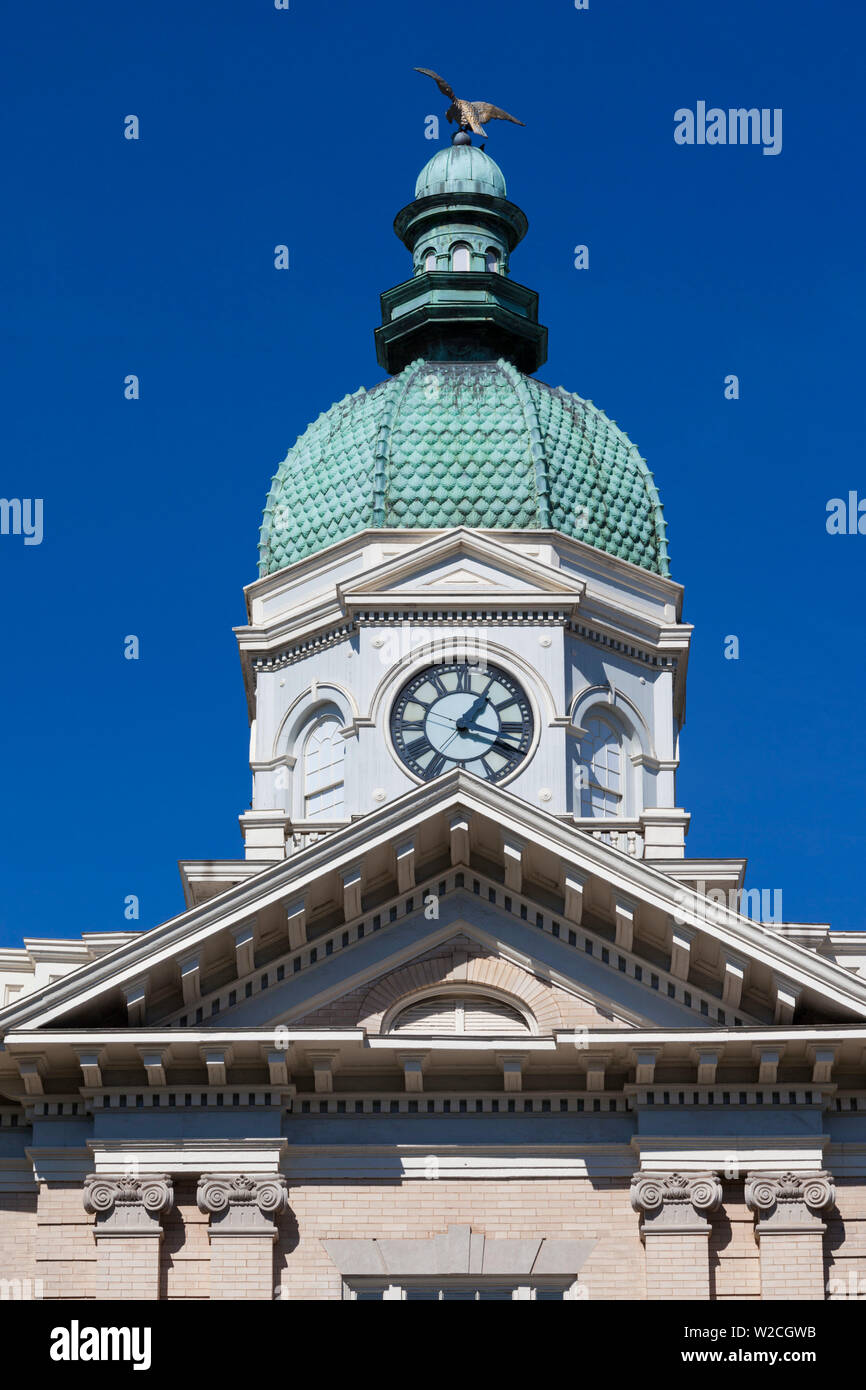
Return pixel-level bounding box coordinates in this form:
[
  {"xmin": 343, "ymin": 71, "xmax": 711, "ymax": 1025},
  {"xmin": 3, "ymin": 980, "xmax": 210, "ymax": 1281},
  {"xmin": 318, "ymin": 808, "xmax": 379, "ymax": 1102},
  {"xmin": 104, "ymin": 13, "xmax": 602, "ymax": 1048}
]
[{"xmin": 343, "ymin": 1277, "xmax": 576, "ymax": 1301}]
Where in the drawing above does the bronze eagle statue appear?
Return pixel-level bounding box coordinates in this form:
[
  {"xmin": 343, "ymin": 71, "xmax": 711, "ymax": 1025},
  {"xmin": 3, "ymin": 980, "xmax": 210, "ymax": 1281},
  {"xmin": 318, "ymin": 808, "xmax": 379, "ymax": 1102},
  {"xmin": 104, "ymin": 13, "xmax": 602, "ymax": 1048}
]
[{"xmin": 414, "ymin": 68, "xmax": 525, "ymax": 138}]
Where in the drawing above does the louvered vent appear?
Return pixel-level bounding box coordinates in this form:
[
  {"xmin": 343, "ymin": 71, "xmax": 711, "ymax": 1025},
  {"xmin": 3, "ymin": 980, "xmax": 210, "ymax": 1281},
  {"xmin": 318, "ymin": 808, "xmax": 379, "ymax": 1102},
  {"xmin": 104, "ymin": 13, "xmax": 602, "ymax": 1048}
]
[{"xmin": 391, "ymin": 994, "xmax": 530, "ymax": 1035}]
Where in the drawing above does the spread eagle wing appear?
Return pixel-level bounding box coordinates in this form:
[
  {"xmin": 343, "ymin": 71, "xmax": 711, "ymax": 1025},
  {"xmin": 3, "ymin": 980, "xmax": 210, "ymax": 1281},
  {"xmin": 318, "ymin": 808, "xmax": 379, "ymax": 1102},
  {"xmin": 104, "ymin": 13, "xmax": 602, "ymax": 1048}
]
[
  {"xmin": 471, "ymin": 102, "xmax": 526, "ymax": 127},
  {"xmin": 414, "ymin": 68, "xmax": 456, "ymax": 100}
]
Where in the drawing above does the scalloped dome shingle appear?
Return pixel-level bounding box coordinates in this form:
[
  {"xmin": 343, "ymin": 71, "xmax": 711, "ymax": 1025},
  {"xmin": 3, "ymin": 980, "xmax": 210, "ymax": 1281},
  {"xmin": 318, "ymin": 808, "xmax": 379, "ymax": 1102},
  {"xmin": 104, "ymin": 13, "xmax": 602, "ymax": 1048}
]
[{"xmin": 258, "ymin": 360, "xmax": 669, "ymax": 577}]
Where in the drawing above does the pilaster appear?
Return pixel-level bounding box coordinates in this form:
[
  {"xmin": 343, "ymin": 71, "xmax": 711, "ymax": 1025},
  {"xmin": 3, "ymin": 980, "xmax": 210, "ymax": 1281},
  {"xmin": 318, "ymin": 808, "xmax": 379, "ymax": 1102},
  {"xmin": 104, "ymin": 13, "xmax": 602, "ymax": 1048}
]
[
  {"xmin": 630, "ymin": 1170, "xmax": 722, "ymax": 1300},
  {"xmin": 745, "ymin": 1171, "xmax": 834, "ymax": 1301},
  {"xmin": 83, "ymin": 1173, "xmax": 173, "ymax": 1300},
  {"xmin": 197, "ymin": 1173, "xmax": 288, "ymax": 1301}
]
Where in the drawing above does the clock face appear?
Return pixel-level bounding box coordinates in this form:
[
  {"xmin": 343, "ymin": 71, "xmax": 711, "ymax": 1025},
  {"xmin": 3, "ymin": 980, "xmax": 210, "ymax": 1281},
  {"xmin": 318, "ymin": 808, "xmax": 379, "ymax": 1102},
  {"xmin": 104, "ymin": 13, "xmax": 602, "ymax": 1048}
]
[{"xmin": 390, "ymin": 661, "xmax": 534, "ymax": 783}]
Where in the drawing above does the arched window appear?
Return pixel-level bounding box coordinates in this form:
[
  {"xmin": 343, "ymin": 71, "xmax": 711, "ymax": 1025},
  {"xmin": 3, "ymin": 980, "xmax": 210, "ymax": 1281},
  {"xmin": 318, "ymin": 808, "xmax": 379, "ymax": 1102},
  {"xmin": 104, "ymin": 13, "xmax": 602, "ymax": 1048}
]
[
  {"xmin": 451, "ymin": 242, "xmax": 472, "ymax": 272},
  {"xmin": 485, "ymin": 248, "xmax": 500, "ymax": 273},
  {"xmin": 390, "ymin": 993, "xmax": 530, "ymax": 1036},
  {"xmin": 423, "ymin": 247, "xmax": 437, "ymax": 271},
  {"xmin": 580, "ymin": 716, "xmax": 623, "ymax": 817},
  {"xmin": 303, "ymin": 717, "xmax": 345, "ymax": 820}
]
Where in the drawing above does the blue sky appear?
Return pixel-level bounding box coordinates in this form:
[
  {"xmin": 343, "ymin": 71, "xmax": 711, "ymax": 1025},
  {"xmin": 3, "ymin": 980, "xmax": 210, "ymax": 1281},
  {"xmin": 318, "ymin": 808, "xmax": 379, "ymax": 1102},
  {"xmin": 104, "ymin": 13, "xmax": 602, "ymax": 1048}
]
[{"xmin": 1, "ymin": 0, "xmax": 864, "ymax": 946}]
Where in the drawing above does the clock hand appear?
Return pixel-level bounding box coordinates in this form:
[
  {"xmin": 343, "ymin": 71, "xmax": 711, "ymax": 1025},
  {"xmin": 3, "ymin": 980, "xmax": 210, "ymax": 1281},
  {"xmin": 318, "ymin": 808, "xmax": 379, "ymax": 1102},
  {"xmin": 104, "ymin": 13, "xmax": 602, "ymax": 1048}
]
[
  {"xmin": 439, "ymin": 729, "xmax": 462, "ymax": 753},
  {"xmin": 456, "ymin": 692, "xmax": 489, "ymax": 731},
  {"xmin": 425, "ymin": 713, "xmax": 457, "ymax": 729},
  {"xmin": 465, "ymin": 729, "xmax": 520, "ymax": 756}
]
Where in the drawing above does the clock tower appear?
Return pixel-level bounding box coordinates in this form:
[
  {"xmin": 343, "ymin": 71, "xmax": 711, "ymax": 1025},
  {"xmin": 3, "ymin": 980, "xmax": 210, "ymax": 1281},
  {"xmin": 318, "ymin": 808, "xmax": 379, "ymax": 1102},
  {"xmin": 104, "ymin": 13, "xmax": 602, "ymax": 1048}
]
[
  {"xmin": 4, "ymin": 122, "xmax": 865, "ymax": 1312},
  {"xmin": 238, "ymin": 136, "xmax": 691, "ymax": 864}
]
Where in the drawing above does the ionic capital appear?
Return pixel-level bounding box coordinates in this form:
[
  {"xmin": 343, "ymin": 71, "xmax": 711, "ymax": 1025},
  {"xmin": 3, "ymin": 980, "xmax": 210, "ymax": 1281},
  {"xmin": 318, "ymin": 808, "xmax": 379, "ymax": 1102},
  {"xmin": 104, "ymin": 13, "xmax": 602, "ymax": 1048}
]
[
  {"xmin": 83, "ymin": 1173, "xmax": 173, "ymax": 1237},
  {"xmin": 630, "ymin": 1170, "xmax": 722, "ymax": 1235},
  {"xmin": 744, "ymin": 1171, "xmax": 835, "ymax": 1233},
  {"xmin": 197, "ymin": 1172, "xmax": 288, "ymax": 1237}
]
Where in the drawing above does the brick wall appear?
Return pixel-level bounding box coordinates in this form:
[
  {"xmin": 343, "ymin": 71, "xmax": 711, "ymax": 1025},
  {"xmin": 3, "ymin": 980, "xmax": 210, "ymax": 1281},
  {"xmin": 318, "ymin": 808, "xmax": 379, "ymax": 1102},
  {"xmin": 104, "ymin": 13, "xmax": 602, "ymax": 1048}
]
[
  {"xmin": 644, "ymin": 1233, "xmax": 710, "ymax": 1300},
  {"xmin": 159, "ymin": 1178, "xmax": 210, "ymax": 1301},
  {"xmin": 825, "ymin": 1176, "xmax": 866, "ymax": 1299},
  {"xmin": 758, "ymin": 1231, "xmax": 826, "ymax": 1301},
  {"xmin": 3, "ymin": 1171, "xmax": 860, "ymax": 1299},
  {"xmin": 0, "ymin": 1191, "xmax": 38, "ymax": 1296},
  {"xmin": 274, "ymin": 1177, "xmax": 645, "ymax": 1300},
  {"xmin": 709, "ymin": 1185, "xmax": 761, "ymax": 1300},
  {"xmin": 35, "ymin": 1182, "xmax": 97, "ymax": 1300}
]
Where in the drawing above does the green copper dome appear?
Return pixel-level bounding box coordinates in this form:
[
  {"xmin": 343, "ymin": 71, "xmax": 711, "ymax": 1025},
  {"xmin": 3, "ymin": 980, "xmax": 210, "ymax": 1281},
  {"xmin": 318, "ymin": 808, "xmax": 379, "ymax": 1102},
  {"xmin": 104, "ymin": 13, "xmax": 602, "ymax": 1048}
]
[
  {"xmin": 258, "ymin": 139, "xmax": 670, "ymax": 580},
  {"xmin": 415, "ymin": 145, "xmax": 507, "ymax": 199},
  {"xmin": 259, "ymin": 359, "xmax": 669, "ymax": 577}
]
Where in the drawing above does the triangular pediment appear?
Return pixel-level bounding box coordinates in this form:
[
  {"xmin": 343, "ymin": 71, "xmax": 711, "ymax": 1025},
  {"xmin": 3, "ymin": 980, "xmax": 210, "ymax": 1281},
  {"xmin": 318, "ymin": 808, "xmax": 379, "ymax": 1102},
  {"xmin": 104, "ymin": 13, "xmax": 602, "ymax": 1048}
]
[
  {"xmin": 4, "ymin": 773, "xmax": 866, "ymax": 1053},
  {"xmin": 6, "ymin": 774, "xmax": 866, "ymax": 1105},
  {"xmin": 337, "ymin": 529, "xmax": 585, "ymax": 614}
]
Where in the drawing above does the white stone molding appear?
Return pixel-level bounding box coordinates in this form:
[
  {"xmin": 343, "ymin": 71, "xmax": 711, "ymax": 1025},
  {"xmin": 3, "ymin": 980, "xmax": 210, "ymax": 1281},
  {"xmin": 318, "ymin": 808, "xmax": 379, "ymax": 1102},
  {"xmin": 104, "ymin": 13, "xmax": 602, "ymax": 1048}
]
[
  {"xmin": 502, "ymin": 836, "xmax": 524, "ymax": 894},
  {"xmin": 341, "ymin": 865, "xmax": 363, "ymax": 920},
  {"xmin": 122, "ymin": 979, "xmax": 148, "ymax": 1026},
  {"xmin": 266, "ymin": 1049, "xmax": 291, "ymax": 1086},
  {"xmin": 324, "ymin": 1224, "xmax": 595, "ymax": 1279},
  {"xmin": 807, "ymin": 1046, "xmax": 836, "ymax": 1084},
  {"xmin": 692, "ymin": 1049, "xmax": 719, "ymax": 1085},
  {"xmin": 75, "ymin": 1050, "xmax": 103, "ymax": 1088},
  {"xmin": 449, "ymin": 813, "xmax": 471, "ymax": 865},
  {"xmin": 88, "ymin": 1138, "xmax": 287, "ymax": 1177},
  {"xmin": 232, "ymin": 923, "xmax": 256, "ymax": 976},
  {"xmin": 286, "ymin": 898, "xmax": 307, "ymax": 951},
  {"xmin": 497, "ymin": 1054, "xmax": 526, "ymax": 1092},
  {"xmin": 15, "ymin": 772, "xmax": 866, "ymax": 1036},
  {"xmin": 83, "ymin": 1173, "xmax": 174, "ymax": 1238},
  {"xmin": 669, "ymin": 925, "xmax": 694, "ymax": 981},
  {"xmin": 201, "ymin": 1047, "xmax": 232, "ymax": 1086},
  {"xmin": 563, "ymin": 870, "xmax": 586, "ymax": 925},
  {"xmin": 16, "ymin": 1057, "xmax": 45, "ymax": 1096},
  {"xmin": 630, "ymin": 1170, "xmax": 723, "ymax": 1234},
  {"xmin": 722, "ymin": 955, "xmax": 746, "ymax": 1009},
  {"xmin": 197, "ymin": 1173, "xmax": 288, "ymax": 1238},
  {"xmin": 773, "ymin": 977, "xmax": 801, "ymax": 1025},
  {"xmin": 631, "ymin": 1049, "xmax": 657, "ymax": 1085},
  {"xmin": 397, "ymin": 1053, "xmax": 426, "ymax": 1092},
  {"xmin": 614, "ymin": 896, "xmax": 636, "ymax": 952},
  {"xmin": 309, "ymin": 1052, "xmax": 339, "ymax": 1093},
  {"xmin": 138, "ymin": 1049, "xmax": 167, "ymax": 1087},
  {"xmin": 744, "ymin": 1171, "xmax": 836, "ymax": 1234},
  {"xmin": 755, "ymin": 1046, "xmax": 782, "ymax": 1084},
  {"xmin": 585, "ymin": 1053, "xmax": 609, "ymax": 1091},
  {"xmin": 396, "ymin": 839, "xmax": 417, "ymax": 892},
  {"xmin": 179, "ymin": 954, "xmax": 202, "ymax": 1006}
]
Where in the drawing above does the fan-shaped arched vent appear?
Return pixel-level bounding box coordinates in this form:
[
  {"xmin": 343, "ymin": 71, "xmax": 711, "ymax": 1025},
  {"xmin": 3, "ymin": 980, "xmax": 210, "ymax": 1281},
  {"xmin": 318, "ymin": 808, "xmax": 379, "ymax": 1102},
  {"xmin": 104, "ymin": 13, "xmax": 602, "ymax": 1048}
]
[{"xmin": 390, "ymin": 994, "xmax": 530, "ymax": 1036}]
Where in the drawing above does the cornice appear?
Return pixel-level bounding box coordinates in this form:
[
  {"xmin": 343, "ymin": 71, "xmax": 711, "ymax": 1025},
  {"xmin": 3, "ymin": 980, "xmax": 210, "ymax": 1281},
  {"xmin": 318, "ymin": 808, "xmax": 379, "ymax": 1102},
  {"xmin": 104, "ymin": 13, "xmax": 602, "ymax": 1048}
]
[
  {"xmin": 237, "ymin": 527, "xmax": 684, "ymax": 664},
  {"xmin": 5, "ymin": 772, "xmax": 866, "ymax": 1033},
  {"xmin": 243, "ymin": 527, "xmax": 684, "ymax": 612}
]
